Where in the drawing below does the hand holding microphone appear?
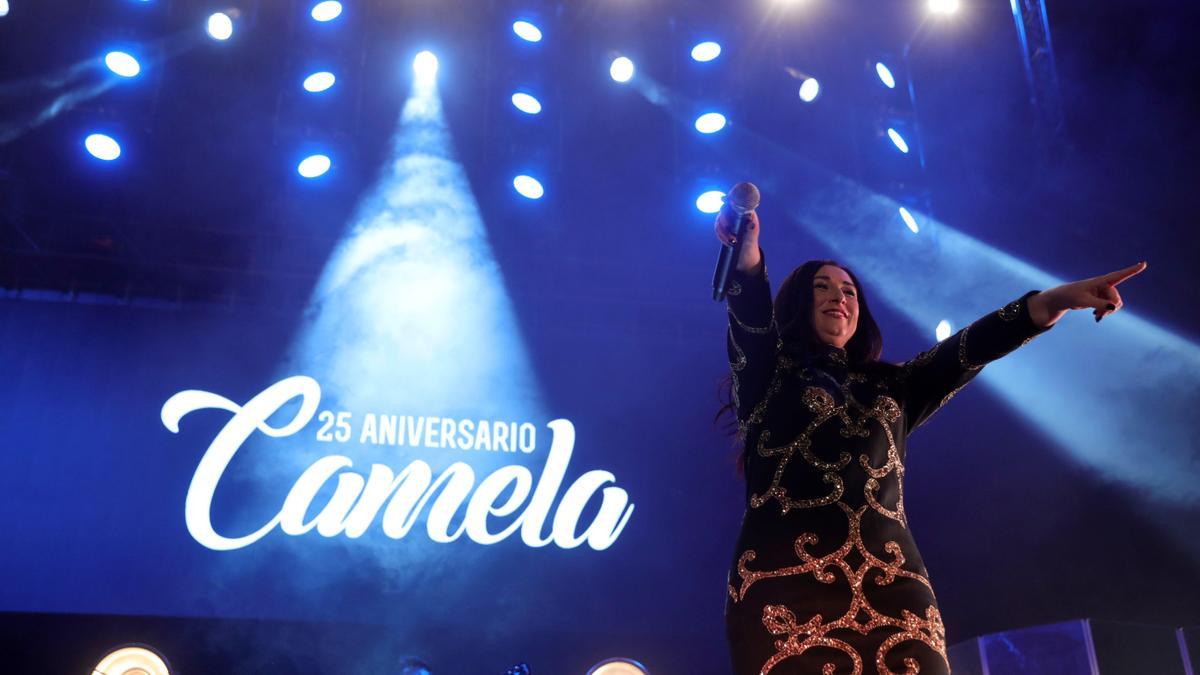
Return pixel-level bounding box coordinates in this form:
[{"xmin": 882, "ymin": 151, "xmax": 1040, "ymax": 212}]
[{"xmin": 711, "ymin": 182, "xmax": 762, "ymax": 300}]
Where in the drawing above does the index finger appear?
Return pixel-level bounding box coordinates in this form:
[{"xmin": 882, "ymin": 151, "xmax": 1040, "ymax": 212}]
[{"xmin": 1103, "ymin": 261, "xmax": 1147, "ymax": 286}]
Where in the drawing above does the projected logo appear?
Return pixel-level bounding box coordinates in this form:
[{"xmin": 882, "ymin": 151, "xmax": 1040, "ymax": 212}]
[{"xmin": 161, "ymin": 376, "xmax": 635, "ymax": 553}]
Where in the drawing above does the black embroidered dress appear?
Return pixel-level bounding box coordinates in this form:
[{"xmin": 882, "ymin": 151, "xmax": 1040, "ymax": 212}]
[{"xmin": 722, "ymin": 262, "xmax": 1051, "ymax": 675}]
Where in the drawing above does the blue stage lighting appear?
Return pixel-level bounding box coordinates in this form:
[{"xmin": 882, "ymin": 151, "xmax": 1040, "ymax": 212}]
[
  {"xmin": 104, "ymin": 51, "xmax": 141, "ymax": 78},
  {"xmin": 898, "ymin": 206, "xmax": 919, "ymax": 233},
  {"xmin": 511, "ymin": 92, "xmax": 542, "ymax": 115},
  {"xmin": 513, "ymin": 175, "xmax": 544, "ymax": 200},
  {"xmin": 935, "ymin": 319, "xmax": 952, "ymax": 341},
  {"xmin": 84, "ymin": 133, "xmax": 121, "ymax": 161},
  {"xmin": 310, "ymin": 1, "xmax": 342, "ymax": 22},
  {"xmin": 798, "ymin": 78, "xmax": 820, "ymax": 103},
  {"xmin": 298, "ymin": 154, "xmax": 331, "ymax": 178},
  {"xmin": 887, "ymin": 128, "xmax": 910, "ymax": 154},
  {"xmin": 413, "ymin": 51, "xmax": 438, "ymax": 84},
  {"xmin": 875, "ymin": 62, "xmax": 896, "ymax": 89},
  {"xmin": 512, "ymin": 20, "xmax": 542, "ymax": 42},
  {"xmin": 609, "ymin": 56, "xmax": 634, "ymax": 83},
  {"xmin": 696, "ymin": 190, "xmax": 724, "ymax": 214},
  {"xmin": 690, "ymin": 41, "xmax": 721, "ymax": 62},
  {"xmin": 694, "ymin": 112, "xmax": 727, "ymax": 134},
  {"xmin": 303, "ymin": 71, "xmax": 336, "ymax": 93},
  {"xmin": 207, "ymin": 12, "xmax": 233, "ymax": 41}
]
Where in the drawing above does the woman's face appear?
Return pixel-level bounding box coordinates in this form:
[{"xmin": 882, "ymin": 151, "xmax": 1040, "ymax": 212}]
[{"xmin": 811, "ymin": 264, "xmax": 859, "ymax": 349}]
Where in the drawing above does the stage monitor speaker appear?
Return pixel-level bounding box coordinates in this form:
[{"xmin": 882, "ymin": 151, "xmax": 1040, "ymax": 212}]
[{"xmin": 948, "ymin": 619, "xmax": 1189, "ymax": 675}]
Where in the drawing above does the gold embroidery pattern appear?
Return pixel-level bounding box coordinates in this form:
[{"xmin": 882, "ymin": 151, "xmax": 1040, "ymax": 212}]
[
  {"xmin": 957, "ymin": 324, "xmax": 984, "ymax": 371},
  {"xmin": 729, "ymin": 503, "xmax": 948, "ymax": 674},
  {"xmin": 998, "ymin": 299, "xmax": 1021, "ymax": 321},
  {"xmin": 729, "ymin": 307, "xmax": 775, "ymax": 335}
]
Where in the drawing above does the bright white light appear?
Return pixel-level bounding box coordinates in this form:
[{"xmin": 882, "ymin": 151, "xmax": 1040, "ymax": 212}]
[
  {"xmin": 0, "ymin": 1, "xmax": 9, "ymax": 18},
  {"xmin": 587, "ymin": 658, "xmax": 649, "ymax": 675},
  {"xmin": 694, "ymin": 112, "xmax": 727, "ymax": 134},
  {"xmin": 207, "ymin": 12, "xmax": 233, "ymax": 40},
  {"xmin": 798, "ymin": 78, "xmax": 820, "ymax": 103},
  {"xmin": 513, "ymin": 175, "xmax": 544, "ymax": 199},
  {"xmin": 310, "ymin": 1, "xmax": 342, "ymax": 22},
  {"xmin": 690, "ymin": 41, "xmax": 721, "ymax": 62},
  {"xmin": 303, "ymin": 71, "xmax": 336, "ymax": 93},
  {"xmin": 413, "ymin": 51, "xmax": 439, "ymax": 83},
  {"xmin": 610, "ymin": 56, "xmax": 634, "ymax": 83},
  {"xmin": 512, "ymin": 20, "xmax": 542, "ymax": 42},
  {"xmin": 898, "ymin": 206, "xmax": 920, "ymax": 233},
  {"xmin": 298, "ymin": 154, "xmax": 331, "ymax": 178},
  {"xmin": 887, "ymin": 128, "xmax": 910, "ymax": 154},
  {"xmin": 929, "ymin": 0, "xmax": 960, "ymax": 14},
  {"xmin": 696, "ymin": 190, "xmax": 725, "ymax": 214},
  {"xmin": 876, "ymin": 62, "xmax": 896, "ymax": 89},
  {"xmin": 84, "ymin": 133, "xmax": 121, "ymax": 161},
  {"xmin": 511, "ymin": 92, "xmax": 542, "ymax": 114},
  {"xmin": 935, "ymin": 320, "xmax": 952, "ymax": 341},
  {"xmin": 104, "ymin": 51, "xmax": 141, "ymax": 78},
  {"xmin": 92, "ymin": 646, "xmax": 171, "ymax": 675}
]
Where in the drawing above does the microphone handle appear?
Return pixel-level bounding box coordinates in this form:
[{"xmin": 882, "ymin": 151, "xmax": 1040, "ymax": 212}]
[{"xmin": 712, "ymin": 206, "xmax": 751, "ymax": 301}]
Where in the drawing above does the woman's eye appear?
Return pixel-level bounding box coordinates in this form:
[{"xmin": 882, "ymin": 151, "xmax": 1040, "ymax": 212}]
[{"xmin": 846, "ymin": 290, "xmax": 856, "ymax": 297}]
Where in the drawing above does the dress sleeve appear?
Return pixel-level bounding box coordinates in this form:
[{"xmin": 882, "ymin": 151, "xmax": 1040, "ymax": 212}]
[
  {"xmin": 897, "ymin": 290, "xmax": 1052, "ymax": 434},
  {"xmin": 725, "ymin": 252, "xmax": 779, "ymax": 428}
]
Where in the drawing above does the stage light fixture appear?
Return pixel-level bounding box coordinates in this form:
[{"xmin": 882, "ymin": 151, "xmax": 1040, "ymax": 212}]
[
  {"xmin": 798, "ymin": 77, "xmax": 820, "ymax": 103},
  {"xmin": 303, "ymin": 71, "xmax": 336, "ymax": 93},
  {"xmin": 511, "ymin": 92, "xmax": 542, "ymax": 114},
  {"xmin": 0, "ymin": 1, "xmax": 9, "ymax": 18},
  {"xmin": 875, "ymin": 62, "xmax": 896, "ymax": 89},
  {"xmin": 92, "ymin": 645, "xmax": 171, "ymax": 675},
  {"xmin": 413, "ymin": 50, "xmax": 439, "ymax": 83},
  {"xmin": 935, "ymin": 319, "xmax": 952, "ymax": 341},
  {"xmin": 85, "ymin": 133, "xmax": 121, "ymax": 161},
  {"xmin": 690, "ymin": 41, "xmax": 721, "ymax": 62},
  {"xmin": 104, "ymin": 51, "xmax": 141, "ymax": 78},
  {"xmin": 513, "ymin": 175, "xmax": 544, "ymax": 199},
  {"xmin": 310, "ymin": 0, "xmax": 342, "ymax": 22},
  {"xmin": 898, "ymin": 206, "xmax": 919, "ymax": 233},
  {"xmin": 609, "ymin": 56, "xmax": 634, "ymax": 83},
  {"xmin": 298, "ymin": 154, "xmax": 331, "ymax": 178},
  {"xmin": 928, "ymin": 0, "xmax": 960, "ymax": 14},
  {"xmin": 694, "ymin": 112, "xmax": 727, "ymax": 134},
  {"xmin": 695, "ymin": 190, "xmax": 724, "ymax": 214},
  {"xmin": 207, "ymin": 12, "xmax": 233, "ymax": 40},
  {"xmin": 512, "ymin": 20, "xmax": 542, "ymax": 42},
  {"xmin": 587, "ymin": 658, "xmax": 649, "ymax": 675},
  {"xmin": 887, "ymin": 127, "xmax": 910, "ymax": 154}
]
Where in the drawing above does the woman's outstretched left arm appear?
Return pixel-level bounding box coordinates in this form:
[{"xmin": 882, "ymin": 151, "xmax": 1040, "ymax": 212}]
[{"xmin": 897, "ymin": 261, "xmax": 1147, "ymax": 434}]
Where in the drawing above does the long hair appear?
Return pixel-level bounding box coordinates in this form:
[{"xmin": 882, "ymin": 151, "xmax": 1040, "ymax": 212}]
[{"xmin": 715, "ymin": 260, "xmax": 884, "ymax": 469}]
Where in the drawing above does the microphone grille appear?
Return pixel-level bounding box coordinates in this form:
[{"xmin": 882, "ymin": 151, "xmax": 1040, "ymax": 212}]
[{"xmin": 726, "ymin": 182, "xmax": 761, "ymax": 212}]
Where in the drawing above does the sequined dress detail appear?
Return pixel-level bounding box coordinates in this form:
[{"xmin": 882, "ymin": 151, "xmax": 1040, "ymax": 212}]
[{"xmin": 722, "ymin": 262, "xmax": 1050, "ymax": 675}]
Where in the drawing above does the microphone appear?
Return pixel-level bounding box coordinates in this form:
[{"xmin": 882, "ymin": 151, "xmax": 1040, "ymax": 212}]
[{"xmin": 711, "ymin": 182, "xmax": 761, "ymax": 301}]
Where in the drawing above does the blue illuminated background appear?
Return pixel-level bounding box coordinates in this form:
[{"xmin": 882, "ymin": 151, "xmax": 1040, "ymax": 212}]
[{"xmin": 1, "ymin": 0, "xmax": 1198, "ymax": 672}]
